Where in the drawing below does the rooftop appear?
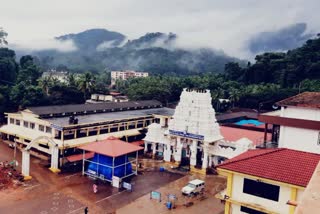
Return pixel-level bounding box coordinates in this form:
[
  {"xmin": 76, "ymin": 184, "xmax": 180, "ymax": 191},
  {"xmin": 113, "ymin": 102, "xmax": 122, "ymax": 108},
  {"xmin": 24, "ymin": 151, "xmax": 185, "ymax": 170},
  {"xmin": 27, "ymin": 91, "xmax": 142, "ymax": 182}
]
[
  {"xmin": 46, "ymin": 107, "xmax": 174, "ymax": 127},
  {"xmin": 220, "ymin": 126, "xmax": 271, "ymax": 144},
  {"xmin": 26, "ymin": 100, "xmax": 162, "ymax": 117},
  {"xmin": 276, "ymin": 92, "xmax": 320, "ymax": 109},
  {"xmin": 78, "ymin": 136, "xmax": 143, "ymax": 157},
  {"xmin": 218, "ymin": 148, "xmax": 320, "ymax": 187}
]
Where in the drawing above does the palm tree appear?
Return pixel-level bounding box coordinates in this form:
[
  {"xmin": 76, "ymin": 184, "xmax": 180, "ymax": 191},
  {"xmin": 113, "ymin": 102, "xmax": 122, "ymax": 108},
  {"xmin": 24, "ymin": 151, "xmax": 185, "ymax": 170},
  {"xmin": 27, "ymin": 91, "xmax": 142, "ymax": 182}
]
[
  {"xmin": 38, "ymin": 76, "xmax": 52, "ymax": 96},
  {"xmin": 78, "ymin": 72, "xmax": 95, "ymax": 100},
  {"xmin": 67, "ymin": 73, "xmax": 77, "ymax": 87},
  {"xmin": 229, "ymin": 88, "xmax": 241, "ymax": 108}
]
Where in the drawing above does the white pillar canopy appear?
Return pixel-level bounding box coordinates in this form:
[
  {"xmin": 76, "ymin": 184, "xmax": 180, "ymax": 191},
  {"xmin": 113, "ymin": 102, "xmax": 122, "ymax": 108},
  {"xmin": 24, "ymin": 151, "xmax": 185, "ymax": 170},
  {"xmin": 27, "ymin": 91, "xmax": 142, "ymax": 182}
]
[
  {"xmin": 208, "ymin": 155, "xmax": 213, "ymax": 167},
  {"xmin": 22, "ymin": 151, "xmax": 30, "ymax": 177},
  {"xmin": 190, "ymin": 140, "xmax": 197, "ymax": 166}
]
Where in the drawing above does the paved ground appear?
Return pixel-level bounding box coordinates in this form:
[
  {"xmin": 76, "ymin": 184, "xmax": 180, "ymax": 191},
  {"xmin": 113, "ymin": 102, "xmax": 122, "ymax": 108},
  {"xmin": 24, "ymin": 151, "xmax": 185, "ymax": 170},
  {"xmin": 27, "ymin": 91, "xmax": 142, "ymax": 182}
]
[
  {"xmin": 117, "ymin": 174, "xmax": 226, "ymax": 214},
  {"xmin": 0, "ymin": 141, "xmax": 226, "ymax": 214}
]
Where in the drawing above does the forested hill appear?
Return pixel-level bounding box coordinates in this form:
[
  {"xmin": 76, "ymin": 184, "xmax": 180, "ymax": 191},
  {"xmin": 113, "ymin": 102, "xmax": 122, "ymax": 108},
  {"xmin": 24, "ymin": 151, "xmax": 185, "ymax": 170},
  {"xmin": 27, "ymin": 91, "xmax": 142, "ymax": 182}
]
[
  {"xmin": 225, "ymin": 35, "xmax": 320, "ymax": 87},
  {"xmin": 30, "ymin": 29, "xmax": 245, "ymax": 74}
]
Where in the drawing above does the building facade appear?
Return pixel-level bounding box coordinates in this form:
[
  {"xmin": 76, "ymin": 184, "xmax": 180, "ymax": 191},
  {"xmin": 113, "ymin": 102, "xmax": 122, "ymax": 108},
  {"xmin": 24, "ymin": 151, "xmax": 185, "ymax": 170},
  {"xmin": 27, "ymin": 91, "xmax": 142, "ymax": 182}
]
[
  {"xmin": 111, "ymin": 70, "xmax": 149, "ymax": 85},
  {"xmin": 216, "ymin": 148, "xmax": 320, "ymax": 214},
  {"xmin": 259, "ymin": 92, "xmax": 320, "ymax": 154},
  {"xmin": 0, "ymin": 100, "xmax": 173, "ymax": 177}
]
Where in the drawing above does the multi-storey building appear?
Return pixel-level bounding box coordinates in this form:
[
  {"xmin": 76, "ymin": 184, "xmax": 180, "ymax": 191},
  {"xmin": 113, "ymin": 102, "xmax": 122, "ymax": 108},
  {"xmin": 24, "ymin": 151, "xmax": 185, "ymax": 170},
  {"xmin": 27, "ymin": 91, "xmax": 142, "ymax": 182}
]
[
  {"xmin": 217, "ymin": 92, "xmax": 320, "ymax": 214},
  {"xmin": 0, "ymin": 100, "xmax": 173, "ymax": 178},
  {"xmin": 110, "ymin": 70, "xmax": 148, "ymax": 85}
]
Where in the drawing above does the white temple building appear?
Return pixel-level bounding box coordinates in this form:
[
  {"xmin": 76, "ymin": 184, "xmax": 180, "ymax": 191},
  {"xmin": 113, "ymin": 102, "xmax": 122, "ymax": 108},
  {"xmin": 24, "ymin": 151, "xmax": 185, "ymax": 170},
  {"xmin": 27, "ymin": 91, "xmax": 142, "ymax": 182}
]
[{"xmin": 143, "ymin": 88, "xmax": 255, "ymax": 174}]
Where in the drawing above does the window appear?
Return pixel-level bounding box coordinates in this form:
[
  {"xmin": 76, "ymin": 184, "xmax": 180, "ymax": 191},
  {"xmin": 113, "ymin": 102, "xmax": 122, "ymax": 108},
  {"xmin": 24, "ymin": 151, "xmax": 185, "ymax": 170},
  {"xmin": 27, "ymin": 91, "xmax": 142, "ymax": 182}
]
[
  {"xmin": 240, "ymin": 206, "xmax": 267, "ymax": 214},
  {"xmin": 30, "ymin": 123, "xmax": 35, "ymax": 129},
  {"xmin": 39, "ymin": 125, "xmax": 45, "ymax": 132},
  {"xmin": 9, "ymin": 118, "xmax": 14, "ymax": 124},
  {"xmin": 46, "ymin": 126, "xmax": 52, "ymax": 134},
  {"xmin": 243, "ymin": 178, "xmax": 280, "ymax": 201},
  {"xmin": 23, "ymin": 121, "xmax": 29, "ymax": 128},
  {"xmin": 15, "ymin": 120, "xmax": 20, "ymax": 126}
]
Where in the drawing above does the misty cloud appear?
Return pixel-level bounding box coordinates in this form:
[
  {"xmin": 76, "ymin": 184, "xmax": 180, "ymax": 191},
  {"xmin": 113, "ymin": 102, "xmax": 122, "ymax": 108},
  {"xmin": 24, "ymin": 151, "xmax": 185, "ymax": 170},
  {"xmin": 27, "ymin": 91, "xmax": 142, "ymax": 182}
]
[
  {"xmin": 248, "ymin": 23, "xmax": 315, "ymax": 54},
  {"xmin": 9, "ymin": 39, "xmax": 77, "ymax": 52},
  {"xmin": 1, "ymin": 0, "xmax": 320, "ymax": 59}
]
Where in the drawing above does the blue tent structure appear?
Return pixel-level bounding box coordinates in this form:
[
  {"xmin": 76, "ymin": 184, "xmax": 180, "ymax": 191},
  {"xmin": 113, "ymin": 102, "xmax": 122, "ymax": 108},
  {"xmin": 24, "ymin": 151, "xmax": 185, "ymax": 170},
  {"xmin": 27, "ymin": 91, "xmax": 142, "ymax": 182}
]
[
  {"xmin": 86, "ymin": 154, "xmax": 133, "ymax": 181},
  {"xmin": 79, "ymin": 137, "xmax": 143, "ymax": 182}
]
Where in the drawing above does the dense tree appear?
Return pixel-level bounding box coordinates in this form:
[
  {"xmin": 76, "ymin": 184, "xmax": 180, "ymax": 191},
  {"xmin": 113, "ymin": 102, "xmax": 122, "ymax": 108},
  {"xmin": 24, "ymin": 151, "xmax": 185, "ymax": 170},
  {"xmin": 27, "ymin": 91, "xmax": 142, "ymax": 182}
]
[{"xmin": 0, "ymin": 48, "xmax": 18, "ymax": 84}]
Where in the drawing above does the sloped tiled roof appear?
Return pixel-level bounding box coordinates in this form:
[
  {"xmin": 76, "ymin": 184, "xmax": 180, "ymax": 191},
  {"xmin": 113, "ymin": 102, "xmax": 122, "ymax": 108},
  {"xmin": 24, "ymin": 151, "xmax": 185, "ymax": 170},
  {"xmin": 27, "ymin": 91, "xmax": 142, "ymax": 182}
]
[
  {"xmin": 276, "ymin": 92, "xmax": 320, "ymax": 109},
  {"xmin": 218, "ymin": 148, "xmax": 320, "ymax": 187},
  {"xmin": 220, "ymin": 126, "xmax": 271, "ymax": 144}
]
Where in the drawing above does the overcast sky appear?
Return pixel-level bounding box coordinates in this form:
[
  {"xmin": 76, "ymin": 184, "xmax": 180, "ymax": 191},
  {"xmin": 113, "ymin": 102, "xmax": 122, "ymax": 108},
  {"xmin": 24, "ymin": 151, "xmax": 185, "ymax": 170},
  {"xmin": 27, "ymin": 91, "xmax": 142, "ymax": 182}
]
[{"xmin": 1, "ymin": 0, "xmax": 319, "ymax": 57}]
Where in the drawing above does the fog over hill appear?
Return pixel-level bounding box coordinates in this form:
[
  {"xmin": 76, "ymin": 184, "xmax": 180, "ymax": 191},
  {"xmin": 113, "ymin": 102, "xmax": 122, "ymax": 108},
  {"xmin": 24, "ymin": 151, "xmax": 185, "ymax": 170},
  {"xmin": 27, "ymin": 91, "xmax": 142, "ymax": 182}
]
[{"xmin": 10, "ymin": 22, "xmax": 315, "ymax": 74}]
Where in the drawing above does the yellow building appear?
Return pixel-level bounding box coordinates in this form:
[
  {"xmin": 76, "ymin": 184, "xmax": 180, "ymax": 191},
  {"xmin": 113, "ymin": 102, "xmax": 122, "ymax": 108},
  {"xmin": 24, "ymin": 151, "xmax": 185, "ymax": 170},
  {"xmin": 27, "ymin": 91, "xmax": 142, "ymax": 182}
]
[{"xmin": 216, "ymin": 148, "xmax": 320, "ymax": 214}]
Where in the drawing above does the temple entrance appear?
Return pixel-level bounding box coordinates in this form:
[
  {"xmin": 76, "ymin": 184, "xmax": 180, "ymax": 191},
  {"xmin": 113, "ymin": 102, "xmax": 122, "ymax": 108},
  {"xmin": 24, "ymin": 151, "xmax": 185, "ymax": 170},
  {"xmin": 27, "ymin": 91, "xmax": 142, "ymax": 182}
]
[{"xmin": 196, "ymin": 148, "xmax": 203, "ymax": 167}]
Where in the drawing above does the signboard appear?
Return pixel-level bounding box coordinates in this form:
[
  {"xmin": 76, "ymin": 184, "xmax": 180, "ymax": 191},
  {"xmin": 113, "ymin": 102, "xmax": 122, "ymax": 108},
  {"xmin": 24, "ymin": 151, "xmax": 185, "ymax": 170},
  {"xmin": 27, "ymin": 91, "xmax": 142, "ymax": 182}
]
[
  {"xmin": 123, "ymin": 182, "xmax": 132, "ymax": 192},
  {"xmin": 169, "ymin": 130, "xmax": 204, "ymax": 140},
  {"xmin": 112, "ymin": 176, "xmax": 121, "ymax": 188},
  {"xmin": 150, "ymin": 191, "xmax": 161, "ymax": 202},
  {"xmin": 51, "ymin": 124, "xmax": 63, "ymax": 131}
]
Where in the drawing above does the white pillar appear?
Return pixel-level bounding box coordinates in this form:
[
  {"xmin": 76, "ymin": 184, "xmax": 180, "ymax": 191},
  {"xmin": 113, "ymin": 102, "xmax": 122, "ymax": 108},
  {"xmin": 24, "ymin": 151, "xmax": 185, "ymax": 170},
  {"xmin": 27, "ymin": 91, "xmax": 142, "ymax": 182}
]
[
  {"xmin": 164, "ymin": 145, "xmax": 172, "ymax": 162},
  {"xmin": 202, "ymin": 149, "xmax": 209, "ymax": 169},
  {"xmin": 22, "ymin": 150, "xmax": 31, "ymax": 179},
  {"xmin": 208, "ymin": 155, "xmax": 213, "ymax": 167},
  {"xmin": 144, "ymin": 141, "xmax": 148, "ymax": 153},
  {"xmin": 190, "ymin": 140, "xmax": 197, "ymax": 166},
  {"xmin": 152, "ymin": 143, "xmax": 157, "ymax": 156},
  {"xmin": 50, "ymin": 146, "xmax": 59, "ymax": 170},
  {"xmin": 174, "ymin": 137, "xmax": 182, "ymax": 162}
]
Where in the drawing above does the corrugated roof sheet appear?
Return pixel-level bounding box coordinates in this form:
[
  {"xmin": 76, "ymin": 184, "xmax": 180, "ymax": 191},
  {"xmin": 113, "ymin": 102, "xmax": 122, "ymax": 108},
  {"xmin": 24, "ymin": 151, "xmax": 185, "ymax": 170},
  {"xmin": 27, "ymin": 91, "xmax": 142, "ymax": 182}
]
[
  {"xmin": 26, "ymin": 100, "xmax": 162, "ymax": 116},
  {"xmin": 218, "ymin": 148, "xmax": 320, "ymax": 187}
]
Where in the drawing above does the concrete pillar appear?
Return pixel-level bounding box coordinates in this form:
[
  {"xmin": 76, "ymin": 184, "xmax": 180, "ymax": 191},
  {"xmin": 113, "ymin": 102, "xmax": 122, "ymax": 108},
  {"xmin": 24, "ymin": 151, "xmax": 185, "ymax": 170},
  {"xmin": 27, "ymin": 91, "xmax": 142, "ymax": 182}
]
[
  {"xmin": 49, "ymin": 146, "xmax": 60, "ymax": 173},
  {"xmin": 190, "ymin": 140, "xmax": 197, "ymax": 166},
  {"xmin": 144, "ymin": 141, "xmax": 148, "ymax": 153},
  {"xmin": 213, "ymin": 156, "xmax": 219, "ymax": 166},
  {"xmin": 174, "ymin": 137, "xmax": 182, "ymax": 162},
  {"xmin": 202, "ymin": 149, "xmax": 208, "ymax": 169},
  {"xmin": 164, "ymin": 145, "xmax": 172, "ymax": 162},
  {"xmin": 152, "ymin": 142, "xmax": 156, "ymax": 158},
  {"xmin": 208, "ymin": 155, "xmax": 213, "ymax": 167},
  {"xmin": 22, "ymin": 150, "xmax": 31, "ymax": 180}
]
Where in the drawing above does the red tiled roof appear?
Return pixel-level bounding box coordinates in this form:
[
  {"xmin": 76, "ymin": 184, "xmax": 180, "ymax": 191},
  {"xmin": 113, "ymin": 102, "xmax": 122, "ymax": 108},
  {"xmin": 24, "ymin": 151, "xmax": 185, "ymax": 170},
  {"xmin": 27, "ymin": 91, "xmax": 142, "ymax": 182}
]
[
  {"xmin": 218, "ymin": 148, "xmax": 320, "ymax": 187},
  {"xmin": 78, "ymin": 136, "xmax": 143, "ymax": 157},
  {"xmin": 276, "ymin": 92, "xmax": 320, "ymax": 109},
  {"xmin": 220, "ymin": 126, "xmax": 271, "ymax": 145},
  {"xmin": 66, "ymin": 152, "xmax": 95, "ymax": 162}
]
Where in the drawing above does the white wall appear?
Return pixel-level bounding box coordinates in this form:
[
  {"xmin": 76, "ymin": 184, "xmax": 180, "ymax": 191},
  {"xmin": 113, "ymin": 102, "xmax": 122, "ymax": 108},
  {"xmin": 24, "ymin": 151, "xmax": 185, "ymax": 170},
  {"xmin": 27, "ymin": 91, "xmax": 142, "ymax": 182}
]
[
  {"xmin": 231, "ymin": 174, "xmax": 297, "ymax": 214},
  {"xmin": 282, "ymin": 106, "xmax": 320, "ymax": 121},
  {"xmin": 278, "ymin": 106, "xmax": 320, "ymax": 154},
  {"xmin": 279, "ymin": 126, "xmax": 320, "ymax": 153}
]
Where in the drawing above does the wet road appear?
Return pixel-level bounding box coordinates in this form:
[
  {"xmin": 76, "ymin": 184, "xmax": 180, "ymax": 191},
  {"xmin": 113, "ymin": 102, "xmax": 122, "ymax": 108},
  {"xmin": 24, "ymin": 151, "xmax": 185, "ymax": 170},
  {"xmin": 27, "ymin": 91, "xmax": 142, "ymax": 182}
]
[{"xmin": 0, "ymin": 141, "xmax": 184, "ymax": 214}]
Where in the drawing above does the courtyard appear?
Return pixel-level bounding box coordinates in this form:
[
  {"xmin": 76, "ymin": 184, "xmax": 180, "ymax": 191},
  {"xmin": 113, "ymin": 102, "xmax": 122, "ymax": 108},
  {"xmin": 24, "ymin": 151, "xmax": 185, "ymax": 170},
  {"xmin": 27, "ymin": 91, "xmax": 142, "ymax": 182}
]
[{"xmin": 0, "ymin": 141, "xmax": 226, "ymax": 214}]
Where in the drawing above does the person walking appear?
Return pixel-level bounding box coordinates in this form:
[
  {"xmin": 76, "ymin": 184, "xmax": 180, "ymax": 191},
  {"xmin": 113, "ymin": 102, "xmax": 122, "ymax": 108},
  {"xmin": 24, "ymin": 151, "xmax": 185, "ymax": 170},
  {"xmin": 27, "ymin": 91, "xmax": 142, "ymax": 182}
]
[{"xmin": 93, "ymin": 183, "xmax": 98, "ymax": 193}]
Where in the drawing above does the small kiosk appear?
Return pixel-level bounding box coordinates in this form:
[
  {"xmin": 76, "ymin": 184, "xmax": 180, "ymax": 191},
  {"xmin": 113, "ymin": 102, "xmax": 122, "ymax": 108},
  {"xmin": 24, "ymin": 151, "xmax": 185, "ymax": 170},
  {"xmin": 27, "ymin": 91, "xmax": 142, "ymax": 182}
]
[{"xmin": 79, "ymin": 136, "xmax": 143, "ymax": 186}]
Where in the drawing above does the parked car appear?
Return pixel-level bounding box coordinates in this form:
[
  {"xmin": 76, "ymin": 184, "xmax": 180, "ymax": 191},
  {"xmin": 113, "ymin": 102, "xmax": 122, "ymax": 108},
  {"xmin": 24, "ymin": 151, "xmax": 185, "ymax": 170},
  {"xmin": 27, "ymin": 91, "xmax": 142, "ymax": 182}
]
[{"xmin": 181, "ymin": 179, "xmax": 205, "ymax": 196}]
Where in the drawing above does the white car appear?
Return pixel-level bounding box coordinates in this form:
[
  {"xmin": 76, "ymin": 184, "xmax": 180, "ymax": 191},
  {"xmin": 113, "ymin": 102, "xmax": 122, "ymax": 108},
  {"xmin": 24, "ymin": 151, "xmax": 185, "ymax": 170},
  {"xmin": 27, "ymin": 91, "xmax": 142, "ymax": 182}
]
[{"xmin": 181, "ymin": 179, "xmax": 205, "ymax": 196}]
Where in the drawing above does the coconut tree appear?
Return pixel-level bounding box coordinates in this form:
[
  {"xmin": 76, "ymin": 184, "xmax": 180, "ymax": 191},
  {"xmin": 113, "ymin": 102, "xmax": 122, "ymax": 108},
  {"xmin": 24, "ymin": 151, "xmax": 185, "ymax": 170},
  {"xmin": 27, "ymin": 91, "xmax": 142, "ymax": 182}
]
[
  {"xmin": 78, "ymin": 72, "xmax": 95, "ymax": 100},
  {"xmin": 38, "ymin": 76, "xmax": 52, "ymax": 96}
]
